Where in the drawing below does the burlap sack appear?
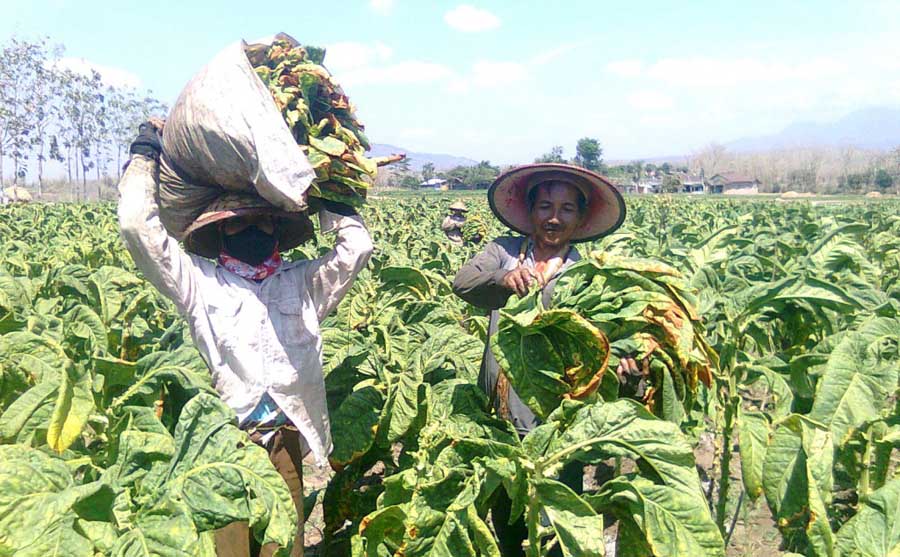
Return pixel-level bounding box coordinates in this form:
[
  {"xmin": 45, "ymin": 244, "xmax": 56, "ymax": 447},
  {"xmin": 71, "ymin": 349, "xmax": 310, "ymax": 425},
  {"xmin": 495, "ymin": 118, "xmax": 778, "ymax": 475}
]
[{"xmin": 158, "ymin": 33, "xmax": 314, "ymax": 238}]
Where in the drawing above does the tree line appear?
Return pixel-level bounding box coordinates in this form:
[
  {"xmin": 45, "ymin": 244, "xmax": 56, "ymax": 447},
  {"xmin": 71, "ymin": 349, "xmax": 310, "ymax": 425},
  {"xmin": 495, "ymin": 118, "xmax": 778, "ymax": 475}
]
[
  {"xmin": 0, "ymin": 37, "xmax": 167, "ymax": 200},
  {"xmin": 687, "ymin": 142, "xmax": 898, "ymax": 194}
]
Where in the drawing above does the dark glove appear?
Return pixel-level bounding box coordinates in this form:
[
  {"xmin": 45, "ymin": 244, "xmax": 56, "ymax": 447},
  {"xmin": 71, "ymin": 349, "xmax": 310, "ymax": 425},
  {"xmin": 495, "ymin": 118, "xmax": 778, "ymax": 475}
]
[
  {"xmin": 320, "ymin": 199, "xmax": 358, "ymax": 217},
  {"xmin": 129, "ymin": 122, "xmax": 162, "ymax": 161}
]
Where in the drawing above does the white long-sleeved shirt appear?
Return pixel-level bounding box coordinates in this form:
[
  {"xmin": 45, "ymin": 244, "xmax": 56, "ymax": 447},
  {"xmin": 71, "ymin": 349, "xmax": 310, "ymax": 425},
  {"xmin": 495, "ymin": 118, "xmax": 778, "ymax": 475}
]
[{"xmin": 117, "ymin": 155, "xmax": 373, "ymax": 465}]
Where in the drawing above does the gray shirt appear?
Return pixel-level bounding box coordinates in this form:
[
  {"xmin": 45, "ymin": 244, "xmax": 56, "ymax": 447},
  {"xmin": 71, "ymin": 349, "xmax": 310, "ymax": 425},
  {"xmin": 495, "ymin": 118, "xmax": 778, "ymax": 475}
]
[{"xmin": 452, "ymin": 236, "xmax": 581, "ymax": 435}]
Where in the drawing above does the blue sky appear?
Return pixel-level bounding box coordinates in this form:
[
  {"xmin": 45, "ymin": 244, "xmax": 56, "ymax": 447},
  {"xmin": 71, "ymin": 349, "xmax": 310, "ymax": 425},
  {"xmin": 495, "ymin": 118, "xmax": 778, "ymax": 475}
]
[{"xmin": 3, "ymin": 0, "xmax": 900, "ymax": 164}]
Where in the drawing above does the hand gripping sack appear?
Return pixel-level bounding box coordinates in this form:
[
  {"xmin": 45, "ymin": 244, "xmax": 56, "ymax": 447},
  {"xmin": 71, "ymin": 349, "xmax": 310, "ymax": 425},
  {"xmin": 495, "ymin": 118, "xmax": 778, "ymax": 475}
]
[{"xmin": 158, "ymin": 33, "xmax": 314, "ymax": 238}]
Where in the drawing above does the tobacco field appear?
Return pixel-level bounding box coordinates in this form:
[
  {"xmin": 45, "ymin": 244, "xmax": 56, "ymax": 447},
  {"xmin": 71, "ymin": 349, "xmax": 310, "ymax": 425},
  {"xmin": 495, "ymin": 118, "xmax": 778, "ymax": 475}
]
[{"xmin": 0, "ymin": 195, "xmax": 898, "ymax": 557}]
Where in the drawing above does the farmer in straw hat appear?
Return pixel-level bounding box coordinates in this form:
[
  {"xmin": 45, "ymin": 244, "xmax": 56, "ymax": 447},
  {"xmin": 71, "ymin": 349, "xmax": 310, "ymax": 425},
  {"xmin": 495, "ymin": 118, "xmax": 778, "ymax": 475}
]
[
  {"xmin": 441, "ymin": 199, "xmax": 469, "ymax": 244},
  {"xmin": 452, "ymin": 163, "xmax": 640, "ymax": 556},
  {"xmin": 119, "ymin": 121, "xmax": 373, "ymax": 557}
]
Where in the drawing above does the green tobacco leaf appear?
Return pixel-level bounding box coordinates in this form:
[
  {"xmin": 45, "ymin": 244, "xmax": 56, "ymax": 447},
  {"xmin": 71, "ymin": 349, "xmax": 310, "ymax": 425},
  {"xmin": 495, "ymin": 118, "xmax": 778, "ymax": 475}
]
[
  {"xmin": 492, "ymin": 308, "xmax": 609, "ymax": 420},
  {"xmin": 0, "ymin": 380, "xmax": 56, "ymax": 444},
  {"xmin": 355, "ymin": 505, "xmax": 407, "ymax": 557},
  {"xmin": 47, "ymin": 362, "xmax": 94, "ymax": 453},
  {"xmin": 110, "ymin": 513, "xmax": 204, "ymax": 557},
  {"xmin": 738, "ymin": 409, "xmax": 770, "ymax": 501},
  {"xmin": 534, "ymin": 479, "xmax": 606, "ymax": 557},
  {"xmin": 308, "ymin": 135, "xmax": 348, "ymax": 157},
  {"xmin": 330, "ymin": 385, "xmax": 384, "ymax": 468},
  {"xmin": 106, "ymin": 430, "xmax": 175, "ymax": 488},
  {"xmin": 110, "ymin": 347, "xmax": 213, "ymax": 410},
  {"xmin": 809, "ymin": 318, "xmax": 900, "ymax": 449},
  {"xmin": 739, "ymin": 275, "xmax": 864, "ymax": 319},
  {"xmin": 380, "ymin": 369, "xmax": 426, "ymax": 445},
  {"xmin": 590, "ymin": 477, "xmax": 725, "ymax": 557},
  {"xmin": 0, "ymin": 330, "xmax": 70, "ymax": 384},
  {"xmin": 762, "ymin": 415, "xmax": 834, "ymax": 556},
  {"xmin": 64, "ymin": 304, "xmax": 109, "ymax": 356},
  {"xmin": 142, "ymin": 393, "xmax": 296, "ymax": 554},
  {"xmin": 835, "ymin": 478, "xmax": 900, "ymax": 557},
  {"xmin": 537, "ymin": 400, "xmax": 706, "ymax": 498},
  {"xmin": 0, "ymin": 445, "xmax": 100, "ymax": 556},
  {"xmin": 399, "ymin": 475, "xmax": 494, "ymax": 557}
]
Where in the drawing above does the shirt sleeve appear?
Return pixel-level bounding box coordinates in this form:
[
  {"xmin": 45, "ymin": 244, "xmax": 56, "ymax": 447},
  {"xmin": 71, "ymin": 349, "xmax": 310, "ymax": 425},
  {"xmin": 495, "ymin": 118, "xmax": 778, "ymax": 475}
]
[
  {"xmin": 117, "ymin": 155, "xmax": 200, "ymax": 315},
  {"xmin": 304, "ymin": 210, "xmax": 374, "ymax": 320},
  {"xmin": 452, "ymin": 240, "xmax": 515, "ymax": 310}
]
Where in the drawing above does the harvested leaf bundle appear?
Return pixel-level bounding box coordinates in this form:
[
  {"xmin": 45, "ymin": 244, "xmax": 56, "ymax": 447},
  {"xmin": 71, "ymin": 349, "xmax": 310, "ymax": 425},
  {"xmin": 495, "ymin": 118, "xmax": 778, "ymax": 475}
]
[
  {"xmin": 252, "ymin": 39, "xmax": 399, "ymax": 208},
  {"xmin": 552, "ymin": 253, "xmax": 716, "ymax": 423},
  {"xmin": 491, "ymin": 297, "xmax": 612, "ymax": 420},
  {"xmin": 461, "ymin": 214, "xmax": 487, "ymax": 244}
]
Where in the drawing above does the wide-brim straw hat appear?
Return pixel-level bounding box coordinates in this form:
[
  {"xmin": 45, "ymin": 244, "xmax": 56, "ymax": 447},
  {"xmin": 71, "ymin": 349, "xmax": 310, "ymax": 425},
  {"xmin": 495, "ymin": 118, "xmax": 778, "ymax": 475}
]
[
  {"xmin": 488, "ymin": 163, "xmax": 626, "ymax": 243},
  {"xmin": 449, "ymin": 200, "xmax": 468, "ymax": 212},
  {"xmin": 182, "ymin": 193, "xmax": 314, "ymax": 259}
]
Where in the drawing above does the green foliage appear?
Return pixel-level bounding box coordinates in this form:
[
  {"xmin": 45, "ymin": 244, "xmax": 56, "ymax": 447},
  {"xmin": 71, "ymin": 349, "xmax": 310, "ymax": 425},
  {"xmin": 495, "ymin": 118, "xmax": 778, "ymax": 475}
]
[
  {"xmin": 535, "ymin": 145, "xmax": 565, "ymax": 164},
  {"xmin": 1, "ymin": 196, "xmax": 899, "ymax": 556},
  {"xmin": 574, "ymin": 137, "xmax": 603, "ymax": 172},
  {"xmin": 874, "ymin": 168, "xmax": 893, "ymax": 191}
]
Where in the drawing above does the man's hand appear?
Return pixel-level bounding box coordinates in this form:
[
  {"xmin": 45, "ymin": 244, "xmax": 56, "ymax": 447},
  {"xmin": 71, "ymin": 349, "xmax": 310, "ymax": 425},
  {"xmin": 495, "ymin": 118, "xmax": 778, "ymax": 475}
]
[
  {"xmin": 617, "ymin": 356, "xmax": 649, "ymax": 399},
  {"xmin": 502, "ymin": 267, "xmax": 538, "ymax": 297},
  {"xmin": 129, "ymin": 120, "xmax": 164, "ymax": 162}
]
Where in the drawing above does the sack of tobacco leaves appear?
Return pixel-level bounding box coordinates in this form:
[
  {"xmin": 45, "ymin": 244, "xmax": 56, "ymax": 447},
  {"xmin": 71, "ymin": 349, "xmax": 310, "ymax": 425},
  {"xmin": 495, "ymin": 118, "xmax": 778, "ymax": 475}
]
[{"xmin": 158, "ymin": 32, "xmax": 401, "ymax": 250}]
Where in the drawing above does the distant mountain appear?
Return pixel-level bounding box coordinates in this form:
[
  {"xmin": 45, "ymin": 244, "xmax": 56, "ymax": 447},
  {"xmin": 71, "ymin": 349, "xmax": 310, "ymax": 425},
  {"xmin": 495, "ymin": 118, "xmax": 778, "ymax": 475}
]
[
  {"xmin": 369, "ymin": 143, "xmax": 478, "ymax": 171},
  {"xmin": 726, "ymin": 107, "xmax": 900, "ymax": 153}
]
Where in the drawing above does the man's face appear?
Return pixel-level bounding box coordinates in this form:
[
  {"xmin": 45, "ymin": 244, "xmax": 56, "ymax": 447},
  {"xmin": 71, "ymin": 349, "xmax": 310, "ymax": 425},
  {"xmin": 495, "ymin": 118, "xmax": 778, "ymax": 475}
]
[
  {"xmin": 221, "ymin": 214, "xmax": 276, "ymax": 236},
  {"xmin": 529, "ymin": 182, "xmax": 583, "ymax": 249}
]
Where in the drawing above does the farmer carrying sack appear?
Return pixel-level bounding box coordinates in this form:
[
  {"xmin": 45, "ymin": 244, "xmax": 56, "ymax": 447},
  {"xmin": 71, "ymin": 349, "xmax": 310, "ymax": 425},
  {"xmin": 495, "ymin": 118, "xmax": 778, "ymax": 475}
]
[{"xmin": 158, "ymin": 33, "xmax": 314, "ymax": 239}]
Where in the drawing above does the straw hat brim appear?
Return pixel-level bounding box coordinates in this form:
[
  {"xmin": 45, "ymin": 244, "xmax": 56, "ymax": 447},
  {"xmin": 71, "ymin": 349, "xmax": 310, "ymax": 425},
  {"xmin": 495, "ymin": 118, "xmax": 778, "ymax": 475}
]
[
  {"xmin": 181, "ymin": 193, "xmax": 314, "ymax": 259},
  {"xmin": 487, "ymin": 163, "xmax": 625, "ymax": 242}
]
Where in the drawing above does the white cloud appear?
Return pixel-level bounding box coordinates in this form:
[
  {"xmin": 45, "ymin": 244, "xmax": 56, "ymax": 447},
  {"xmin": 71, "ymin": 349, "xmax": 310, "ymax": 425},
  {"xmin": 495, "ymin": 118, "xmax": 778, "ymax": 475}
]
[
  {"xmin": 338, "ymin": 61, "xmax": 455, "ymax": 87},
  {"xmin": 606, "ymin": 59, "xmax": 643, "ymax": 77},
  {"xmin": 444, "ymin": 5, "xmax": 501, "ymax": 32},
  {"xmin": 55, "ymin": 57, "xmax": 141, "ymax": 89},
  {"xmin": 325, "ymin": 41, "xmax": 393, "ymax": 72},
  {"xmin": 370, "ymin": 0, "xmax": 393, "ymax": 15},
  {"xmin": 627, "ymin": 90, "xmax": 674, "ymax": 111}
]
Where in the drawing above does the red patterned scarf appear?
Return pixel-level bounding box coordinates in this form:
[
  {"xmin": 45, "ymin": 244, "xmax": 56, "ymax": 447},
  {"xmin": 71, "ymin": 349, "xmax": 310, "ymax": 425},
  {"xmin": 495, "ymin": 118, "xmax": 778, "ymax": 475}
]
[{"xmin": 218, "ymin": 251, "xmax": 283, "ymax": 281}]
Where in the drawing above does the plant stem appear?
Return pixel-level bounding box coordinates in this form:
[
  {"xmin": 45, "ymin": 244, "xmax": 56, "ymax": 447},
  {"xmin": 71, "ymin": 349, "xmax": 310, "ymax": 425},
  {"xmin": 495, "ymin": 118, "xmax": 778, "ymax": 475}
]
[
  {"xmin": 715, "ymin": 390, "xmax": 737, "ymax": 534},
  {"xmin": 526, "ymin": 465, "xmax": 543, "ymax": 557}
]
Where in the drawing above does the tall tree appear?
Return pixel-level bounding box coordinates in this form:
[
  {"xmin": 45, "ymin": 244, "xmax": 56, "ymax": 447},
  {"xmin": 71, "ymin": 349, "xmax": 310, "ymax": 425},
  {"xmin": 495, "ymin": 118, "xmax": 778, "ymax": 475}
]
[
  {"xmin": 573, "ymin": 137, "xmax": 602, "ymax": 171},
  {"xmin": 107, "ymin": 87, "xmax": 139, "ymax": 180},
  {"xmin": 59, "ymin": 69, "xmax": 104, "ymax": 200},
  {"xmin": 693, "ymin": 142, "xmax": 728, "ymax": 177},
  {"xmin": 535, "ymin": 145, "xmax": 564, "ymax": 163},
  {"xmin": 874, "ymin": 168, "xmax": 893, "ymax": 192},
  {"xmin": 0, "ymin": 37, "xmax": 52, "ymax": 188},
  {"xmin": 29, "ymin": 45, "xmax": 64, "ymax": 197},
  {"xmin": 422, "ymin": 162, "xmax": 435, "ymax": 182}
]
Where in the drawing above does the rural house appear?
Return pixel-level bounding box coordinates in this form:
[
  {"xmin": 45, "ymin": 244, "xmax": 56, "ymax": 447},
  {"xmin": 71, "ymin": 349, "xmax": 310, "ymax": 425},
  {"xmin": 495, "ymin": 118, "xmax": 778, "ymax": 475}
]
[
  {"xmin": 633, "ymin": 177, "xmax": 661, "ymax": 194},
  {"xmin": 680, "ymin": 174, "xmax": 706, "ymax": 194},
  {"xmin": 419, "ymin": 177, "xmax": 449, "ymax": 190},
  {"xmin": 708, "ymin": 173, "xmax": 760, "ymax": 195}
]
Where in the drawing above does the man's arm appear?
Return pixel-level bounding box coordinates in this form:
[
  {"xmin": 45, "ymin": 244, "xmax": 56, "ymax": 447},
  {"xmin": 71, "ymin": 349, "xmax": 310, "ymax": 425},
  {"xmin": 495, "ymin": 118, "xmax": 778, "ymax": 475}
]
[
  {"xmin": 452, "ymin": 241, "xmax": 517, "ymax": 310},
  {"xmin": 441, "ymin": 216, "xmax": 461, "ymax": 233},
  {"xmin": 118, "ymin": 154, "xmax": 199, "ymax": 315},
  {"xmin": 304, "ymin": 207, "xmax": 374, "ymax": 320}
]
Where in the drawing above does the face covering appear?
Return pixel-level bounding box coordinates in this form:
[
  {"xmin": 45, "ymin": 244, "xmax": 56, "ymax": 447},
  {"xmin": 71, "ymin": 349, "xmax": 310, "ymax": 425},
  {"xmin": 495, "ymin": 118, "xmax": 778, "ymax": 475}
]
[{"xmin": 223, "ymin": 225, "xmax": 277, "ymax": 266}]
